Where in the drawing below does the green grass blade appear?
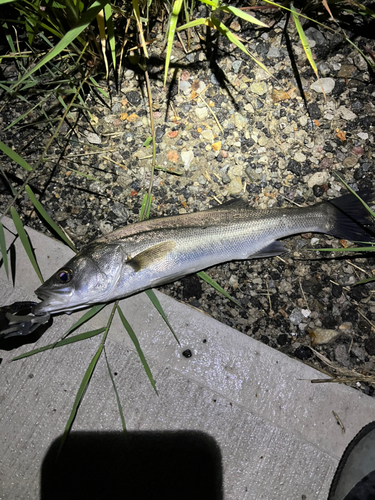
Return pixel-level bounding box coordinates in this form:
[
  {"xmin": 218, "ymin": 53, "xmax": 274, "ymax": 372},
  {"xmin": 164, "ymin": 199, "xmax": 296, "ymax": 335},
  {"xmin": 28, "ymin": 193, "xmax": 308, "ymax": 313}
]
[
  {"xmin": 336, "ymin": 173, "xmax": 375, "ymax": 218},
  {"xmin": 10, "ymin": 206, "xmax": 43, "ymax": 282},
  {"xmin": 104, "ymin": 348, "xmax": 126, "ymax": 431},
  {"xmin": 140, "ymin": 193, "xmax": 152, "ymax": 221},
  {"xmin": 143, "ymin": 136, "xmax": 152, "ymax": 147},
  {"xmin": 210, "ymin": 16, "xmax": 275, "ymax": 79},
  {"xmin": 198, "ymin": 0, "xmax": 217, "ymax": 6},
  {"xmin": 164, "ymin": 0, "xmax": 183, "ymax": 86},
  {"xmin": 0, "ymin": 140, "xmax": 33, "ymax": 172},
  {"xmin": 4, "ymin": 94, "xmax": 51, "ymax": 131},
  {"xmin": 12, "ymin": 328, "xmax": 106, "ymax": 360},
  {"xmin": 58, "ymin": 303, "xmax": 117, "ymax": 454},
  {"xmin": 355, "ymin": 277, "xmax": 375, "ymax": 285},
  {"xmin": 154, "ymin": 165, "xmax": 182, "ymax": 175},
  {"xmin": 0, "ymin": 222, "xmax": 9, "ymax": 279},
  {"xmin": 312, "ymin": 246, "xmax": 375, "ymax": 252},
  {"xmin": 145, "ymin": 289, "xmax": 180, "ymax": 345},
  {"xmin": 220, "ymin": 5, "xmax": 269, "ymax": 28},
  {"xmin": 117, "ymin": 305, "xmax": 158, "ymax": 395},
  {"xmin": 197, "ymin": 270, "xmax": 242, "ymax": 308},
  {"xmin": 64, "ymin": 304, "xmax": 107, "ymax": 337},
  {"xmin": 104, "ymin": 3, "xmax": 116, "ymax": 71},
  {"xmin": 58, "ymin": 343, "xmax": 104, "ymax": 454},
  {"xmin": 291, "ymin": 5, "xmax": 319, "ymax": 80},
  {"xmin": 177, "ymin": 18, "xmax": 209, "ymax": 31},
  {"xmin": 89, "ymin": 76, "xmax": 110, "ymax": 98},
  {"xmin": 25, "ymin": 185, "xmax": 77, "ymax": 251},
  {"xmin": 345, "ymin": 37, "xmax": 375, "ymax": 69},
  {"xmin": 10, "ymin": 0, "xmax": 110, "ymax": 90}
]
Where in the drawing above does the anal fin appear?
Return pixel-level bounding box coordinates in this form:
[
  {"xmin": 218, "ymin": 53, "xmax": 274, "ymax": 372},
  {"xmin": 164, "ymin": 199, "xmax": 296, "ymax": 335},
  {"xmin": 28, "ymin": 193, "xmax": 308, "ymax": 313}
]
[{"xmin": 249, "ymin": 241, "xmax": 288, "ymax": 259}]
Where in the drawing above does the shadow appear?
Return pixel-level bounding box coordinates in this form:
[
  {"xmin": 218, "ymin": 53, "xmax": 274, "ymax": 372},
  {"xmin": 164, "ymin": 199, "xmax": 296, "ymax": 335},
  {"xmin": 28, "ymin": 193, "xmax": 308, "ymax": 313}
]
[{"xmin": 41, "ymin": 430, "xmax": 223, "ymax": 500}]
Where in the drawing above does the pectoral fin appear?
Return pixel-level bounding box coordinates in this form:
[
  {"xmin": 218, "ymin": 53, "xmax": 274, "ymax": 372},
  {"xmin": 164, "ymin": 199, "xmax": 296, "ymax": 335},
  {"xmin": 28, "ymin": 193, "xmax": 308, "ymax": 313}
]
[
  {"xmin": 249, "ymin": 241, "xmax": 287, "ymax": 259},
  {"xmin": 128, "ymin": 240, "xmax": 176, "ymax": 272}
]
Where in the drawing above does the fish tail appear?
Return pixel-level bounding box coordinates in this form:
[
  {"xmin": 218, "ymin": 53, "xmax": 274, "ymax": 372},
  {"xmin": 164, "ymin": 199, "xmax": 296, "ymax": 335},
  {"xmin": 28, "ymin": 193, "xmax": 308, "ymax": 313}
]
[{"xmin": 322, "ymin": 190, "xmax": 375, "ymax": 242}]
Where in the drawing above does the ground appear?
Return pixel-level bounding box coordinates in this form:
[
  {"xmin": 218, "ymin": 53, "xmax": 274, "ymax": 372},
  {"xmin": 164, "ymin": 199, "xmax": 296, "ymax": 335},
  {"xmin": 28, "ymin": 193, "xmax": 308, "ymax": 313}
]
[{"xmin": 1, "ymin": 4, "xmax": 375, "ymax": 394}]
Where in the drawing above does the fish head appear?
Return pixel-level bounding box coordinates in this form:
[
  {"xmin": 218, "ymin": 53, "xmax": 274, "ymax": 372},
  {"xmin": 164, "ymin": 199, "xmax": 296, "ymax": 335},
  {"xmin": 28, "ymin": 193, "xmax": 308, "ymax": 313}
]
[{"xmin": 33, "ymin": 243, "xmax": 125, "ymax": 314}]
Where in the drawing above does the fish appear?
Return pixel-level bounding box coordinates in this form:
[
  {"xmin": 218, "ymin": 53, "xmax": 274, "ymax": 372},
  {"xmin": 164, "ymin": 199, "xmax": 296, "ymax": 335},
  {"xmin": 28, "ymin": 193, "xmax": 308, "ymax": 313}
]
[{"xmin": 33, "ymin": 191, "xmax": 375, "ymax": 315}]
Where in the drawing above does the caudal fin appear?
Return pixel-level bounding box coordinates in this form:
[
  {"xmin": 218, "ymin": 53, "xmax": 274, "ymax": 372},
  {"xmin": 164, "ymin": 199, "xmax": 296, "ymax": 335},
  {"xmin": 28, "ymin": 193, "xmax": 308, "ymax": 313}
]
[{"xmin": 324, "ymin": 190, "xmax": 375, "ymax": 242}]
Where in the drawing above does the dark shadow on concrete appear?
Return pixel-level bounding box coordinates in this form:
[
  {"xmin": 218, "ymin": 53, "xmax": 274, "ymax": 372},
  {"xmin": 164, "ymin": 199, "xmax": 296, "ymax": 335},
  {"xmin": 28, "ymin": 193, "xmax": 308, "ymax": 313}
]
[{"xmin": 41, "ymin": 430, "xmax": 223, "ymax": 500}]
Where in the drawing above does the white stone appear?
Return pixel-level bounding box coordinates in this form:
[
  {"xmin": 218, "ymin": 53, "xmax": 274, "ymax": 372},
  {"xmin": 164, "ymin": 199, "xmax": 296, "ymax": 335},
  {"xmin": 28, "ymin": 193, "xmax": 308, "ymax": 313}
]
[
  {"xmin": 85, "ymin": 132, "xmax": 101, "ymax": 144},
  {"xmin": 307, "ymin": 171, "xmax": 329, "ymax": 188},
  {"xmin": 310, "ymin": 78, "xmax": 335, "ymax": 94},
  {"xmin": 195, "ymin": 107, "xmax": 208, "ymax": 120},
  {"xmin": 201, "ymin": 129, "xmax": 214, "ymax": 142},
  {"xmin": 358, "ymin": 132, "xmax": 368, "ymax": 140},
  {"xmin": 337, "ymin": 106, "xmax": 357, "ymax": 121},
  {"xmin": 181, "ymin": 150, "xmax": 194, "ymax": 168},
  {"xmin": 294, "ymin": 152, "xmax": 306, "ymax": 162},
  {"xmin": 227, "ymin": 177, "xmax": 243, "ymax": 195}
]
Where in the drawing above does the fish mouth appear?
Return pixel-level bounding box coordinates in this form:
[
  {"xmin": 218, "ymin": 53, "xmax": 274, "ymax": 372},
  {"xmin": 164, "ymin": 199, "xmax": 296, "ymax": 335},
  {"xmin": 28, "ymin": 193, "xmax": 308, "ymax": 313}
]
[{"xmin": 33, "ymin": 286, "xmax": 75, "ymax": 315}]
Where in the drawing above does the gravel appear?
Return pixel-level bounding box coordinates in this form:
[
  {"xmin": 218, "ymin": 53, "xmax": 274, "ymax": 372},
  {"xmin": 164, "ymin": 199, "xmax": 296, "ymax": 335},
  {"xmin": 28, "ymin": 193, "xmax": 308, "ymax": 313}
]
[{"xmin": 1, "ymin": 11, "xmax": 375, "ymax": 395}]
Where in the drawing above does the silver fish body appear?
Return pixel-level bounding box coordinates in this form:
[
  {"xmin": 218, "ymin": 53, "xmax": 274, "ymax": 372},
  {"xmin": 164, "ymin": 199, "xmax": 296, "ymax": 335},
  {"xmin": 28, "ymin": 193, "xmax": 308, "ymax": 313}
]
[{"xmin": 34, "ymin": 193, "xmax": 374, "ymax": 315}]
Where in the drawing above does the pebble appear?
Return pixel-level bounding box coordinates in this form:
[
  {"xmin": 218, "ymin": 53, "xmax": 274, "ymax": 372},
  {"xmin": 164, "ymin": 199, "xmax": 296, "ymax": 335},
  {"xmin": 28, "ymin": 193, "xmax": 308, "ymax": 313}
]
[
  {"xmin": 233, "ymin": 112, "xmax": 249, "ymax": 129},
  {"xmin": 75, "ymin": 224, "xmax": 88, "ymax": 237},
  {"xmin": 227, "ymin": 177, "xmax": 243, "ymax": 195},
  {"xmin": 126, "ymin": 91, "xmax": 141, "ymax": 106},
  {"xmin": 343, "ymin": 156, "xmax": 358, "ymax": 168},
  {"xmin": 305, "ymin": 27, "xmax": 326, "ymax": 45},
  {"xmin": 99, "ymin": 221, "xmax": 113, "ymax": 235},
  {"xmin": 337, "ymin": 64, "xmax": 356, "ymax": 79},
  {"xmin": 109, "ymin": 202, "xmax": 128, "ymax": 222},
  {"xmin": 232, "ymin": 61, "xmax": 242, "ymax": 73},
  {"xmin": 181, "ymin": 150, "xmax": 194, "ymax": 168},
  {"xmin": 210, "ymin": 74, "xmax": 220, "ymax": 85},
  {"xmin": 337, "ymin": 106, "xmax": 357, "ymax": 121},
  {"xmin": 180, "ymin": 80, "xmax": 191, "ymax": 92},
  {"xmin": 307, "ymin": 171, "xmax": 328, "ymax": 188},
  {"xmin": 85, "ymin": 132, "xmax": 101, "ymax": 144},
  {"xmin": 195, "ymin": 107, "xmax": 209, "ymax": 120},
  {"xmin": 289, "ymin": 308, "xmax": 304, "ymax": 325},
  {"xmin": 365, "ymin": 338, "xmax": 375, "ymax": 356},
  {"xmin": 313, "ymin": 185, "xmax": 325, "ymax": 197},
  {"xmin": 294, "ymin": 152, "xmax": 306, "ymax": 162},
  {"xmin": 309, "ymin": 327, "xmax": 341, "ymax": 345},
  {"xmin": 358, "ymin": 132, "xmax": 368, "ymax": 140},
  {"xmin": 267, "ymin": 47, "xmax": 280, "ymax": 58},
  {"xmin": 250, "ymin": 82, "xmax": 268, "ymax": 96},
  {"xmin": 201, "ymin": 129, "xmax": 214, "ymax": 142},
  {"xmin": 310, "ymin": 78, "xmax": 335, "ymax": 94},
  {"xmin": 334, "ymin": 344, "xmax": 350, "ymax": 367},
  {"xmin": 245, "ymin": 166, "xmax": 261, "ymax": 183}
]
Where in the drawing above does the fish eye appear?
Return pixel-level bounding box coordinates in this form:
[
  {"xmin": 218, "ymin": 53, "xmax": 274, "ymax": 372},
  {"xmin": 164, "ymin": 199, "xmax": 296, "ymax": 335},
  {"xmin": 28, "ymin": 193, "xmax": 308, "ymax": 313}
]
[{"xmin": 56, "ymin": 269, "xmax": 73, "ymax": 283}]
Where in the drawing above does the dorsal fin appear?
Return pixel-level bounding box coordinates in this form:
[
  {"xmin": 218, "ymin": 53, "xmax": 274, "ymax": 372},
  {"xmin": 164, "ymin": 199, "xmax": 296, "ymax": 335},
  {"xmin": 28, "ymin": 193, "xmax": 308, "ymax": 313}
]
[
  {"xmin": 210, "ymin": 198, "xmax": 250, "ymax": 211},
  {"xmin": 127, "ymin": 240, "xmax": 176, "ymax": 272}
]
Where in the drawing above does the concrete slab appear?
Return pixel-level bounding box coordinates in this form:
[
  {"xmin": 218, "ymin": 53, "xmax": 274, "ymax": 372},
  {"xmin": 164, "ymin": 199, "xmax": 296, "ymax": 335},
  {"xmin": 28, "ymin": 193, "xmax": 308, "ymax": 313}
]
[{"xmin": 1, "ymin": 216, "xmax": 375, "ymax": 499}]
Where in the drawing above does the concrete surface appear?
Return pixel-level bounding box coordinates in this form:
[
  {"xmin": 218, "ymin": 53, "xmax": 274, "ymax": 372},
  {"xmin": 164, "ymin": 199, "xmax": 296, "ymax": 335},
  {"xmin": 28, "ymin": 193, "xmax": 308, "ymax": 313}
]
[{"xmin": 1, "ymin": 216, "xmax": 375, "ymax": 499}]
